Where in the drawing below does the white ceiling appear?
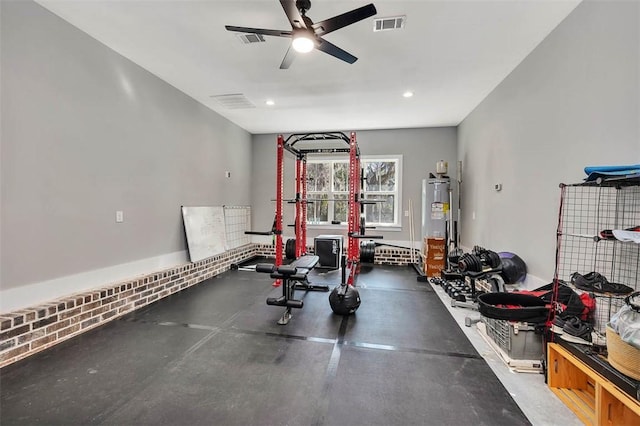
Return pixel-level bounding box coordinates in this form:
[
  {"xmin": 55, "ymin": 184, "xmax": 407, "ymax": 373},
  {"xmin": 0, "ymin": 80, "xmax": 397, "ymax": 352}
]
[{"xmin": 36, "ymin": 0, "xmax": 581, "ymax": 134}]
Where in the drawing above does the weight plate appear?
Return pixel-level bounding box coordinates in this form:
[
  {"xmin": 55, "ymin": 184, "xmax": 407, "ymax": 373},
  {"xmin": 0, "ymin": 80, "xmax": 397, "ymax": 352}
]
[
  {"xmin": 359, "ymin": 241, "xmax": 375, "ymax": 263},
  {"xmin": 285, "ymin": 238, "xmax": 296, "ymax": 260}
]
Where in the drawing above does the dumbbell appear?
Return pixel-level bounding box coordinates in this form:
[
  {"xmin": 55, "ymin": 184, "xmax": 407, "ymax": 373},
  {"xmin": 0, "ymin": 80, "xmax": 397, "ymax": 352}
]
[
  {"xmin": 451, "ymin": 290, "xmax": 466, "ymax": 302},
  {"xmin": 458, "ymin": 249, "xmax": 501, "ymax": 273},
  {"xmin": 431, "ymin": 277, "xmax": 444, "ymax": 286},
  {"xmin": 447, "ymin": 285, "xmax": 459, "ymax": 297}
]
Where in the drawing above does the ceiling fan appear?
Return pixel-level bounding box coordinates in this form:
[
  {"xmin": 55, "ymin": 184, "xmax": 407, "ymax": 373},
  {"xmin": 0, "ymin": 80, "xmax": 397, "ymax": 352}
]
[{"xmin": 225, "ymin": 0, "xmax": 377, "ymax": 69}]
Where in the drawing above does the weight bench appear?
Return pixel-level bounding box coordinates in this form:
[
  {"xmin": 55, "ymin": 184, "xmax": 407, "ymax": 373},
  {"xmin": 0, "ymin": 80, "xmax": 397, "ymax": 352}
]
[{"xmin": 256, "ymin": 255, "xmax": 326, "ymax": 325}]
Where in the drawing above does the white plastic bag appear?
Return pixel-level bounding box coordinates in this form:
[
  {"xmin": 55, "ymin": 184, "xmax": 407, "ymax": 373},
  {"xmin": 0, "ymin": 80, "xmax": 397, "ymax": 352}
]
[{"xmin": 609, "ymin": 292, "xmax": 640, "ymax": 349}]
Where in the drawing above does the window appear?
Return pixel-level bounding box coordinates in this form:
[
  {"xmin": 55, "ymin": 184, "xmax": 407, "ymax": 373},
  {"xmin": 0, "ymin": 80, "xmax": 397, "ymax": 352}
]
[{"xmin": 306, "ymin": 156, "xmax": 401, "ymax": 227}]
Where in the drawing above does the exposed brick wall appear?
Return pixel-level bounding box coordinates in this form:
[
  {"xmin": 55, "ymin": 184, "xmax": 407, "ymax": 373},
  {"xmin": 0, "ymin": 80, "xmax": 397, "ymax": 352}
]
[
  {"xmin": 0, "ymin": 242, "xmax": 416, "ymax": 368},
  {"xmin": 0, "ymin": 244, "xmax": 256, "ymax": 368},
  {"xmin": 253, "ymin": 243, "xmax": 280, "ymax": 258},
  {"xmin": 255, "ymin": 243, "xmax": 417, "ymax": 265},
  {"xmin": 374, "ymin": 246, "xmax": 419, "ymax": 265}
]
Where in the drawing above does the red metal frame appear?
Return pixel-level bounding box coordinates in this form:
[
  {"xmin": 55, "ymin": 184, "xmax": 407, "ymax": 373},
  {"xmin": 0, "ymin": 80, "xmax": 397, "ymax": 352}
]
[
  {"xmin": 277, "ymin": 131, "xmax": 362, "ymax": 286},
  {"xmin": 300, "ymin": 157, "xmax": 308, "ymax": 257},
  {"xmin": 347, "ymin": 131, "xmax": 360, "ymax": 285},
  {"xmin": 295, "ymin": 156, "xmax": 305, "ymax": 258},
  {"xmin": 274, "ymin": 135, "xmax": 285, "ymax": 287}
]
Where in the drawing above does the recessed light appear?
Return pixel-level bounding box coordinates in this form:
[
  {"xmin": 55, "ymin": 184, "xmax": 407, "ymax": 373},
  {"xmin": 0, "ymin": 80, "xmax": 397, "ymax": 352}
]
[
  {"xmin": 403, "ymin": 91, "xmax": 414, "ymax": 98},
  {"xmin": 266, "ymin": 99, "xmax": 275, "ymax": 106}
]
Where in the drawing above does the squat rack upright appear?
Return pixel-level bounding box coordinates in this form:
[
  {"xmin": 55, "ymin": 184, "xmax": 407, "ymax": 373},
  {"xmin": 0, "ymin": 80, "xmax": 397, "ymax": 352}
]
[{"xmin": 272, "ymin": 131, "xmax": 377, "ymax": 286}]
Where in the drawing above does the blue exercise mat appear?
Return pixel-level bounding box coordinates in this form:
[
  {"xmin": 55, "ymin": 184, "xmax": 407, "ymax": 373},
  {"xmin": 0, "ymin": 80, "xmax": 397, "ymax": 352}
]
[
  {"xmin": 584, "ymin": 164, "xmax": 640, "ymax": 182},
  {"xmin": 584, "ymin": 164, "xmax": 640, "ymax": 174}
]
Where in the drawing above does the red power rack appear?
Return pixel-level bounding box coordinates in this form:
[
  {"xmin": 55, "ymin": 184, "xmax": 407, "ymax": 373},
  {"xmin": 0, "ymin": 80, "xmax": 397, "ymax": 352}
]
[{"xmin": 274, "ymin": 131, "xmax": 365, "ymax": 286}]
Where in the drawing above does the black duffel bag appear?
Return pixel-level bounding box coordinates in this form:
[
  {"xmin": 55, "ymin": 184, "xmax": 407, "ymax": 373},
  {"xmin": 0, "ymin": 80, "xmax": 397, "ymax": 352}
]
[{"xmin": 477, "ymin": 292, "xmax": 549, "ymax": 323}]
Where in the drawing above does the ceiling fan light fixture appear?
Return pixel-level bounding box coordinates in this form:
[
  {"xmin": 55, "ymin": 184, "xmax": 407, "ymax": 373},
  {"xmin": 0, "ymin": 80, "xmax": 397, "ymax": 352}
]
[
  {"xmin": 292, "ymin": 33, "xmax": 314, "ymax": 53},
  {"xmin": 225, "ymin": 1, "xmax": 377, "ymax": 68}
]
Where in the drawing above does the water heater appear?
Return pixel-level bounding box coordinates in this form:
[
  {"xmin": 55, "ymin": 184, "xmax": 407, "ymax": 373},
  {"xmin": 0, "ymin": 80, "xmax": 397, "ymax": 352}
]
[
  {"xmin": 422, "ymin": 160, "xmax": 452, "ymax": 240},
  {"xmin": 422, "ymin": 177, "xmax": 450, "ymax": 239}
]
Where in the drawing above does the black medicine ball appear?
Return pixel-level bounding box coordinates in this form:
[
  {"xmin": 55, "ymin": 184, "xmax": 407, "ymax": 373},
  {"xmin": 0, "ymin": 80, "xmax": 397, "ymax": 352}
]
[
  {"xmin": 498, "ymin": 252, "xmax": 527, "ymax": 284},
  {"xmin": 329, "ymin": 284, "xmax": 361, "ymax": 315}
]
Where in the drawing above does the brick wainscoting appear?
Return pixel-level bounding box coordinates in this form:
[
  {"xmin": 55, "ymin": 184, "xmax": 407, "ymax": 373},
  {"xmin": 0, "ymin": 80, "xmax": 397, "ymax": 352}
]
[
  {"xmin": 373, "ymin": 246, "xmax": 418, "ymax": 265},
  {"xmin": 255, "ymin": 243, "xmax": 417, "ymax": 266},
  {"xmin": 0, "ymin": 242, "xmax": 415, "ymax": 368},
  {"xmin": 0, "ymin": 244, "xmax": 261, "ymax": 368}
]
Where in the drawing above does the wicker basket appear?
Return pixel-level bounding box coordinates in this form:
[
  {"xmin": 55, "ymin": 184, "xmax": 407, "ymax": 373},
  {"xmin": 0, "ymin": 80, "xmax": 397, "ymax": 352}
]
[{"xmin": 606, "ymin": 325, "xmax": 640, "ymax": 381}]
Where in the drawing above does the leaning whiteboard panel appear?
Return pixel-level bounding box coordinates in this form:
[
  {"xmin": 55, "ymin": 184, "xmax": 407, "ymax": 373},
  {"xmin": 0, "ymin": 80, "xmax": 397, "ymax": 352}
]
[{"xmin": 181, "ymin": 206, "xmax": 227, "ymax": 262}]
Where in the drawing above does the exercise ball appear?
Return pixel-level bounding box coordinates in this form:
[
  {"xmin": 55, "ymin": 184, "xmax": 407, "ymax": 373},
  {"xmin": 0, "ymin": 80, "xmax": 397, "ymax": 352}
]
[
  {"xmin": 329, "ymin": 284, "xmax": 361, "ymax": 315},
  {"xmin": 498, "ymin": 252, "xmax": 527, "ymax": 284}
]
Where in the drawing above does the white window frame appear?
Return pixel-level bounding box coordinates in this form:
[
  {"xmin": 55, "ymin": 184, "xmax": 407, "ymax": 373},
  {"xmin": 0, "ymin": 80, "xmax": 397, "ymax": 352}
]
[{"xmin": 306, "ymin": 155, "xmax": 402, "ymax": 228}]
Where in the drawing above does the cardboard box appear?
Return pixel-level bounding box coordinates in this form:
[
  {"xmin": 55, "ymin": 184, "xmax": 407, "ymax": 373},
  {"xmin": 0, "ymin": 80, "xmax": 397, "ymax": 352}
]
[
  {"xmin": 424, "ymin": 237, "xmax": 446, "ymax": 260},
  {"xmin": 425, "ymin": 257, "xmax": 445, "ymax": 276},
  {"xmin": 426, "ymin": 237, "xmax": 446, "ymax": 251},
  {"xmin": 426, "ymin": 263, "xmax": 444, "ymax": 277},
  {"xmin": 427, "ymin": 251, "xmax": 445, "ymax": 261}
]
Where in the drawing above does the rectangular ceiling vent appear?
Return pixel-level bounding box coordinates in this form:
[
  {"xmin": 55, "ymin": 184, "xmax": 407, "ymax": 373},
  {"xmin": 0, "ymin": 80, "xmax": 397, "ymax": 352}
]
[
  {"xmin": 236, "ymin": 33, "xmax": 266, "ymax": 44},
  {"xmin": 373, "ymin": 16, "xmax": 405, "ymax": 32},
  {"xmin": 210, "ymin": 94, "xmax": 255, "ymax": 109}
]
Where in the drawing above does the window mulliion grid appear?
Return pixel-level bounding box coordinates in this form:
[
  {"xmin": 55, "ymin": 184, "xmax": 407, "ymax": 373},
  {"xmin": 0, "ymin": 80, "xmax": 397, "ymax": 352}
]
[{"xmin": 306, "ymin": 157, "xmax": 399, "ymax": 226}]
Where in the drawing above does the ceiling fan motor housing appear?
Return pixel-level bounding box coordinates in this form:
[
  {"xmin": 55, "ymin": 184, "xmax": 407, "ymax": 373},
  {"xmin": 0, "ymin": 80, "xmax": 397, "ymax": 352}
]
[{"xmin": 296, "ymin": 0, "xmax": 312, "ymax": 14}]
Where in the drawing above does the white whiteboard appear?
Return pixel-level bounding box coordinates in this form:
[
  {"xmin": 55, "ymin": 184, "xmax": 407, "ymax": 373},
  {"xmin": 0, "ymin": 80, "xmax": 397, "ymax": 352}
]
[{"xmin": 181, "ymin": 206, "xmax": 227, "ymax": 262}]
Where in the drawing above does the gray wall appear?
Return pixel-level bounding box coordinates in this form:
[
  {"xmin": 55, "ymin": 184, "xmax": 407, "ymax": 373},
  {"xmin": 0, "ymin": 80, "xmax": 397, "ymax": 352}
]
[
  {"xmin": 1, "ymin": 1, "xmax": 252, "ymax": 291},
  {"xmin": 458, "ymin": 0, "xmax": 639, "ymax": 281},
  {"xmin": 251, "ymin": 128, "xmax": 457, "ymax": 245}
]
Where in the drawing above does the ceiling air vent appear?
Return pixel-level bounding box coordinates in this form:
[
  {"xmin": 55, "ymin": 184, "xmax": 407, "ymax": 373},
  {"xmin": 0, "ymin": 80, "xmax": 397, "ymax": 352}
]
[
  {"xmin": 236, "ymin": 33, "xmax": 266, "ymax": 44},
  {"xmin": 210, "ymin": 94, "xmax": 255, "ymax": 109},
  {"xmin": 373, "ymin": 16, "xmax": 405, "ymax": 32}
]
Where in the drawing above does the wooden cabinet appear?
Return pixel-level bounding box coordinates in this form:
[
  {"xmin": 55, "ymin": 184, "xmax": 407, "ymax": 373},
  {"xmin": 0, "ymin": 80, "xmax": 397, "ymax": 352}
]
[{"xmin": 548, "ymin": 343, "xmax": 640, "ymax": 425}]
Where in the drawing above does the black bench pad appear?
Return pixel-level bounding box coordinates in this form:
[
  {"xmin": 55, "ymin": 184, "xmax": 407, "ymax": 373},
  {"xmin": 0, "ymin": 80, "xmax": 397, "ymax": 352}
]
[
  {"xmin": 256, "ymin": 255, "xmax": 319, "ymax": 279},
  {"xmin": 291, "ymin": 255, "xmax": 319, "ymax": 270}
]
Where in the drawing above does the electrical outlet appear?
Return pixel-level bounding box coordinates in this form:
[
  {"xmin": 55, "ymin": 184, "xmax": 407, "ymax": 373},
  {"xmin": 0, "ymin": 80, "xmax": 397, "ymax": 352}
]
[
  {"xmin": 225, "ymin": 171, "xmax": 231, "ymax": 178},
  {"xmin": 404, "ymin": 210, "xmax": 409, "ymax": 217},
  {"xmin": 116, "ymin": 210, "xmax": 124, "ymax": 223}
]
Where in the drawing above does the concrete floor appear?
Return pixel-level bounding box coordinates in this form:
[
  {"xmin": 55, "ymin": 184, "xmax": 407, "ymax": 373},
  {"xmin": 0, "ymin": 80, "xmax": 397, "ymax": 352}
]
[{"xmin": 0, "ymin": 263, "xmax": 579, "ymax": 425}]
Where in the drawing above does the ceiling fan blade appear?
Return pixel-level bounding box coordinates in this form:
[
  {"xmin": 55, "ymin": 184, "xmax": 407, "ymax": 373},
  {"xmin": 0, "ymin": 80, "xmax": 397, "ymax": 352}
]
[
  {"xmin": 312, "ymin": 3, "xmax": 377, "ymax": 36},
  {"xmin": 225, "ymin": 25, "xmax": 292, "ymax": 38},
  {"xmin": 279, "ymin": 45, "xmax": 297, "ymax": 69},
  {"xmin": 316, "ymin": 38, "xmax": 357, "ymax": 64},
  {"xmin": 279, "ymin": 0, "xmax": 306, "ymax": 29}
]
